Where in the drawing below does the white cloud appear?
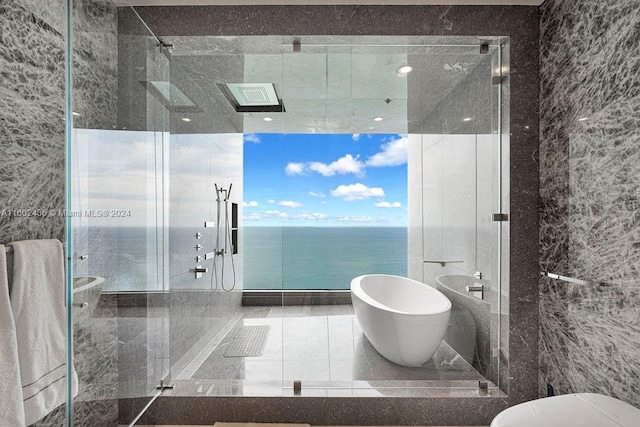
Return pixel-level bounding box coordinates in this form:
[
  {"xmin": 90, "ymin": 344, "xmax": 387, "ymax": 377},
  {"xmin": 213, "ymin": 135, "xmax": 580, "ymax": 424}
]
[
  {"xmin": 245, "ymin": 210, "xmax": 326, "ymax": 222},
  {"xmin": 244, "ymin": 213, "xmax": 264, "ymax": 221},
  {"xmin": 295, "ymin": 212, "xmax": 328, "ymax": 220},
  {"xmin": 267, "ymin": 199, "xmax": 276, "ymax": 204},
  {"xmin": 374, "ymin": 201, "xmax": 402, "ymax": 208},
  {"xmin": 309, "ymin": 191, "xmax": 326, "ymax": 198},
  {"xmin": 264, "ymin": 210, "xmax": 289, "ymax": 218},
  {"xmin": 366, "ymin": 135, "xmax": 408, "ymax": 167},
  {"xmin": 279, "ymin": 200, "xmax": 302, "ymax": 208},
  {"xmin": 352, "ymin": 134, "xmax": 361, "ymax": 141},
  {"xmin": 243, "ymin": 201, "xmax": 258, "ymax": 207},
  {"xmin": 243, "ymin": 133, "xmax": 261, "ymax": 144},
  {"xmin": 331, "ymin": 183, "xmax": 385, "ymax": 201},
  {"xmin": 308, "ymin": 154, "xmax": 365, "ymax": 177},
  {"xmin": 337, "ymin": 216, "xmax": 373, "ymax": 222},
  {"xmin": 285, "ymin": 162, "xmax": 306, "ymax": 175}
]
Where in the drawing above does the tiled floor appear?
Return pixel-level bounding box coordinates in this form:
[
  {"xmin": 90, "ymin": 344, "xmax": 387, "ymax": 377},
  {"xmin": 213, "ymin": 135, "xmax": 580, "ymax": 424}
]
[{"xmin": 179, "ymin": 305, "xmax": 484, "ymax": 385}]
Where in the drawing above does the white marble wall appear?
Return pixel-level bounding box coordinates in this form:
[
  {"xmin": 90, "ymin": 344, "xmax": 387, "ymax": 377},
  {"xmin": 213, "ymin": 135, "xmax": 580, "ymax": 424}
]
[{"xmin": 539, "ymin": 0, "xmax": 640, "ymax": 407}]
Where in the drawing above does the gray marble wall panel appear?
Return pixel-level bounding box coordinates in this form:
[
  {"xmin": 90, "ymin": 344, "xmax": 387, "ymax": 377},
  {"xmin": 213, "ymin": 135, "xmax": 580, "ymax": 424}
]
[
  {"xmin": 539, "ymin": 0, "xmax": 640, "ymax": 407},
  {"xmin": 416, "ymin": 54, "xmax": 494, "ymax": 135},
  {"xmin": 1, "ymin": 0, "xmax": 119, "ymax": 426},
  {"xmin": 71, "ymin": 288, "xmax": 119, "ymax": 427},
  {"xmin": 136, "ymin": 4, "xmax": 541, "ymax": 406},
  {"xmin": 72, "ymin": 2, "xmax": 120, "ymax": 426},
  {"xmin": 0, "ymin": 0, "xmax": 66, "ymax": 244},
  {"xmin": 117, "ymin": 7, "xmax": 170, "ymax": 132},
  {"xmin": 73, "ymin": 0, "xmax": 118, "ymax": 130}
]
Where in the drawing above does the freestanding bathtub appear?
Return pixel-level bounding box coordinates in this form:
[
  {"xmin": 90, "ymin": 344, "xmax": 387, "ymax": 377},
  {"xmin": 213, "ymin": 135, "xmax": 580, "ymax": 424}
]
[{"xmin": 351, "ymin": 274, "xmax": 452, "ymax": 367}]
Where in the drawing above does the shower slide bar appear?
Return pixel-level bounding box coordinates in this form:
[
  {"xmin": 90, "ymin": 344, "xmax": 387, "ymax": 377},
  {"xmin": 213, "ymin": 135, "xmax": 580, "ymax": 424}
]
[{"xmin": 540, "ymin": 271, "xmax": 588, "ymax": 286}]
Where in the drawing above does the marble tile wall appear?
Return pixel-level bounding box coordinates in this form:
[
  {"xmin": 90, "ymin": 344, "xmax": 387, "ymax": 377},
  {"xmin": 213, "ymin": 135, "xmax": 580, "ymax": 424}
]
[
  {"xmin": 0, "ymin": 0, "xmax": 67, "ymax": 244},
  {"xmin": 117, "ymin": 6, "xmax": 170, "ymax": 132},
  {"xmin": 0, "ymin": 0, "xmax": 119, "ymax": 425},
  {"xmin": 72, "ymin": 2, "xmax": 120, "ymax": 425},
  {"xmin": 414, "ymin": 53, "xmax": 494, "ymax": 136},
  {"xmin": 539, "ymin": 0, "xmax": 640, "ymax": 407}
]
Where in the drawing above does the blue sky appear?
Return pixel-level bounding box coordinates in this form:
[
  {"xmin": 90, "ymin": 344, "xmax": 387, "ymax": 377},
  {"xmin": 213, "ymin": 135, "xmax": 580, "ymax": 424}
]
[{"xmin": 243, "ymin": 133, "xmax": 408, "ymax": 227}]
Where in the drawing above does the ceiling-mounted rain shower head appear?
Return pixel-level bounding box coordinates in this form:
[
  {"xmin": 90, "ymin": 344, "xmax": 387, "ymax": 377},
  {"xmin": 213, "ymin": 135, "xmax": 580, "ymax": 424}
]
[
  {"xmin": 144, "ymin": 81, "xmax": 201, "ymax": 113},
  {"xmin": 217, "ymin": 82, "xmax": 286, "ymax": 113}
]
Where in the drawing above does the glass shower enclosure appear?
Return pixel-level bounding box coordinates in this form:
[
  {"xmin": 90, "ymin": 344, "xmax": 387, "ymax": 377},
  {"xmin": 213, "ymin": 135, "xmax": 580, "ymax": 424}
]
[{"xmin": 65, "ymin": 1, "xmax": 509, "ymax": 423}]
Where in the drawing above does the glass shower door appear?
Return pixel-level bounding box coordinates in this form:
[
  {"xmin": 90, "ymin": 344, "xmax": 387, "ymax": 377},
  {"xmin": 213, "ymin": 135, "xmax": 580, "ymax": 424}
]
[
  {"xmin": 68, "ymin": 2, "xmax": 170, "ymax": 425},
  {"xmin": 415, "ymin": 41, "xmax": 507, "ymax": 388}
]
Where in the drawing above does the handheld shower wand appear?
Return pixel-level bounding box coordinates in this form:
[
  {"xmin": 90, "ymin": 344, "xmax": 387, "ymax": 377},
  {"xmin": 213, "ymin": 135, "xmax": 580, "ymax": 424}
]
[{"xmin": 210, "ymin": 183, "xmax": 236, "ymax": 292}]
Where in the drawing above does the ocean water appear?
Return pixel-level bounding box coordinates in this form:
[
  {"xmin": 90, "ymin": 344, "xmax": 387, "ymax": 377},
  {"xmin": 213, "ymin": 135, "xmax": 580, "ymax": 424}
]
[
  {"xmin": 82, "ymin": 226, "xmax": 407, "ymax": 291},
  {"xmin": 243, "ymin": 227, "xmax": 407, "ymax": 290}
]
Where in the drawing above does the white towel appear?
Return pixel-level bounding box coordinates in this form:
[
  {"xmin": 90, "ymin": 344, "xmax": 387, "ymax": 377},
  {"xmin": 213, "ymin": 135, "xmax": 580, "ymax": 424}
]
[
  {"xmin": 9, "ymin": 239, "xmax": 78, "ymax": 426},
  {"xmin": 0, "ymin": 245, "xmax": 26, "ymax": 426}
]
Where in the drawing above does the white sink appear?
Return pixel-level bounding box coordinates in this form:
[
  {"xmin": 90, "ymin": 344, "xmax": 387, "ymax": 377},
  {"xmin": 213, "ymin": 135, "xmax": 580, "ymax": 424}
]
[{"xmin": 72, "ymin": 276, "xmax": 105, "ymax": 294}]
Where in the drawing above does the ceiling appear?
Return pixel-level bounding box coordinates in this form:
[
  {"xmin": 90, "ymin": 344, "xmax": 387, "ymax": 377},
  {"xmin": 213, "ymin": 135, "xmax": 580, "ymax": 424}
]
[{"xmin": 166, "ymin": 35, "xmax": 497, "ymax": 134}]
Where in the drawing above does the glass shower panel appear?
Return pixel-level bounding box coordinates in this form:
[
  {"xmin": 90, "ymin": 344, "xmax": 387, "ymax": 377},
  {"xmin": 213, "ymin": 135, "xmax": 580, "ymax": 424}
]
[
  {"xmin": 70, "ymin": 3, "xmax": 170, "ymax": 425},
  {"xmin": 276, "ymin": 43, "xmax": 438, "ymax": 391},
  {"xmin": 417, "ymin": 43, "xmax": 504, "ymax": 384},
  {"xmin": 162, "ymin": 40, "xmax": 281, "ymax": 397}
]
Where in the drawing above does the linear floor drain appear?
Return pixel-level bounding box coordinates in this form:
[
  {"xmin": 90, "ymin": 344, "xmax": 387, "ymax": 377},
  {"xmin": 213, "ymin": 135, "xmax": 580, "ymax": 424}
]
[{"xmin": 223, "ymin": 325, "xmax": 270, "ymax": 357}]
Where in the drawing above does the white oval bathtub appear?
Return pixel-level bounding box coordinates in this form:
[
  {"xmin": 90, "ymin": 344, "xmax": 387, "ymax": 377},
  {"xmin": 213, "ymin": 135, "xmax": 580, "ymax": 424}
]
[{"xmin": 350, "ymin": 274, "xmax": 452, "ymax": 367}]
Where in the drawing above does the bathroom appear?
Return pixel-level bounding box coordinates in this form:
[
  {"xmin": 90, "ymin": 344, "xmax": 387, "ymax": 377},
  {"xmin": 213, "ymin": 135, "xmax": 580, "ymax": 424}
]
[{"xmin": 0, "ymin": 0, "xmax": 638, "ymax": 426}]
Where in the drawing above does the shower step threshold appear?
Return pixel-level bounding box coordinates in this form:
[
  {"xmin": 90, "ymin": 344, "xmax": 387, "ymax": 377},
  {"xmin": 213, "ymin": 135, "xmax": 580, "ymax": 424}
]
[
  {"xmin": 242, "ymin": 290, "xmax": 352, "ymax": 306},
  {"xmin": 120, "ymin": 390, "xmax": 506, "ymax": 426}
]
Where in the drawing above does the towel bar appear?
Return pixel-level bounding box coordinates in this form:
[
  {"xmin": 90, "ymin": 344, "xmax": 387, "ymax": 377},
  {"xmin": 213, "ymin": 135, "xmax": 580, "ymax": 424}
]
[
  {"xmin": 4, "ymin": 243, "xmax": 67, "ymax": 254},
  {"xmin": 540, "ymin": 271, "xmax": 588, "ymax": 285}
]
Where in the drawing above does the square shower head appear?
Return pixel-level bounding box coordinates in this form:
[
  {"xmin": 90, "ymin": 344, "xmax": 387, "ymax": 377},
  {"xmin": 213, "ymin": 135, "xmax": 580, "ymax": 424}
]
[{"xmin": 218, "ymin": 82, "xmax": 285, "ymax": 113}]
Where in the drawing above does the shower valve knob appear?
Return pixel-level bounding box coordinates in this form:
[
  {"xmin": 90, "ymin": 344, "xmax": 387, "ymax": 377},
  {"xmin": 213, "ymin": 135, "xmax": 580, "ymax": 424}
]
[
  {"xmin": 195, "ymin": 256, "xmax": 202, "ymax": 262},
  {"xmin": 192, "ymin": 265, "xmax": 207, "ymax": 279},
  {"xmin": 195, "ymin": 233, "xmax": 203, "ymax": 239},
  {"xmin": 195, "ymin": 244, "xmax": 203, "ymax": 250}
]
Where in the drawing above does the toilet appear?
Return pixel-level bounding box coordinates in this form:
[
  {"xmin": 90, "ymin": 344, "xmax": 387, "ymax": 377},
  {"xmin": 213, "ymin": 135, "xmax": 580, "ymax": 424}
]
[{"xmin": 491, "ymin": 393, "xmax": 640, "ymax": 427}]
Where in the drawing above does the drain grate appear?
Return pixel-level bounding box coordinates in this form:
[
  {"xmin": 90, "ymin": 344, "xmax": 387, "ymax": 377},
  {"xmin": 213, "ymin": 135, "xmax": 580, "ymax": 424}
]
[{"xmin": 223, "ymin": 325, "xmax": 270, "ymax": 357}]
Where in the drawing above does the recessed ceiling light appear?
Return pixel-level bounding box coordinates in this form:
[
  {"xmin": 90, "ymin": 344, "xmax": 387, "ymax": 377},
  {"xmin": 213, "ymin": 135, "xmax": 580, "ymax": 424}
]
[
  {"xmin": 397, "ymin": 65, "xmax": 413, "ymax": 76},
  {"xmin": 373, "ymin": 116, "xmax": 384, "ymax": 122},
  {"xmin": 463, "ymin": 117, "xmax": 473, "ymax": 122},
  {"xmin": 263, "ymin": 117, "xmax": 273, "ymax": 122},
  {"xmin": 181, "ymin": 117, "xmax": 191, "ymax": 122},
  {"xmin": 578, "ymin": 117, "xmax": 589, "ymax": 122}
]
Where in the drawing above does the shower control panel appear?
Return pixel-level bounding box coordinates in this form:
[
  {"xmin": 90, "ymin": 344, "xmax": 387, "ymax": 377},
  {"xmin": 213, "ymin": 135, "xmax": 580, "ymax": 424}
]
[{"xmin": 192, "ymin": 230, "xmax": 207, "ymax": 279}]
